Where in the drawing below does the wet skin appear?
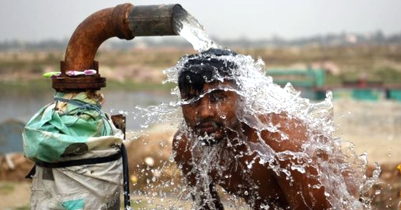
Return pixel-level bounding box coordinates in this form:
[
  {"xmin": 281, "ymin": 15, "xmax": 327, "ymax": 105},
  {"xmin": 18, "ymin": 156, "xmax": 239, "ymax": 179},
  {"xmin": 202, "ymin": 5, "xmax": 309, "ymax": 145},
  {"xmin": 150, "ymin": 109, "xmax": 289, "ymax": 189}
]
[{"xmin": 173, "ymin": 81, "xmax": 333, "ymax": 209}]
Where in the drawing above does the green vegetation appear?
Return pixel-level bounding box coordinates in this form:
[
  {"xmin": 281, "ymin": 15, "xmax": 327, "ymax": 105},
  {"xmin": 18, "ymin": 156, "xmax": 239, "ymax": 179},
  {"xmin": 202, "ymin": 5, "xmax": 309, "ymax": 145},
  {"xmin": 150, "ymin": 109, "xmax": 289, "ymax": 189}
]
[
  {"xmin": 94, "ymin": 49, "xmax": 195, "ymax": 68},
  {"xmin": 0, "ymin": 80, "xmax": 176, "ymax": 96},
  {"xmin": 14, "ymin": 207, "xmax": 30, "ymax": 210},
  {"xmin": 0, "ymin": 182, "xmax": 15, "ymax": 195},
  {"xmin": 374, "ymin": 67, "xmax": 401, "ymax": 84},
  {"xmin": 238, "ymin": 45, "xmax": 401, "ymax": 86},
  {"xmin": 105, "ymin": 80, "xmax": 176, "ymax": 92},
  {"xmin": 0, "ymin": 79, "xmax": 54, "ymax": 97},
  {"xmin": 1, "ymin": 45, "xmax": 401, "ymax": 89}
]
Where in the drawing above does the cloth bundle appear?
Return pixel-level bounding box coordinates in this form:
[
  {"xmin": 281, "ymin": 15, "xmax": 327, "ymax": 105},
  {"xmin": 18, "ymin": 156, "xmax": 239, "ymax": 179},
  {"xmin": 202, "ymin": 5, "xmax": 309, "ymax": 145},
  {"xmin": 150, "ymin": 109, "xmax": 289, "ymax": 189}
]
[{"xmin": 23, "ymin": 92, "xmax": 124, "ymax": 210}]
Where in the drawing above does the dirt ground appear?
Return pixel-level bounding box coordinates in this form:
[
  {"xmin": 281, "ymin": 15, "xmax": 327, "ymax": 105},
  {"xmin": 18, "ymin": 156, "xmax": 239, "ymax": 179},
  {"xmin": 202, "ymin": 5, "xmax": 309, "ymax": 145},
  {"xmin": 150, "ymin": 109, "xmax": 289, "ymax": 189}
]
[
  {"xmin": 334, "ymin": 99, "xmax": 401, "ymax": 165},
  {"xmin": 0, "ymin": 181, "xmax": 30, "ymax": 210}
]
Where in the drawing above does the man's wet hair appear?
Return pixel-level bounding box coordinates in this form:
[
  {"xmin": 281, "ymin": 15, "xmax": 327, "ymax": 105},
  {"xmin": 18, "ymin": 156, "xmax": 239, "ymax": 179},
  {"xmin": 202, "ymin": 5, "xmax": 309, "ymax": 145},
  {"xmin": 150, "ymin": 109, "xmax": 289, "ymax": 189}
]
[{"xmin": 178, "ymin": 48, "xmax": 238, "ymax": 97}]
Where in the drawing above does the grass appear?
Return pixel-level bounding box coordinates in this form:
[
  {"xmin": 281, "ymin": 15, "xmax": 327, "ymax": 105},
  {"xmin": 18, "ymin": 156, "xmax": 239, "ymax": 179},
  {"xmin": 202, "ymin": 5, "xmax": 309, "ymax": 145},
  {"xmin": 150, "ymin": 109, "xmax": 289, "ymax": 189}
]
[
  {"xmin": 0, "ymin": 79, "xmax": 54, "ymax": 98},
  {"xmin": 13, "ymin": 207, "xmax": 30, "ymax": 210},
  {"xmin": 0, "ymin": 182, "xmax": 15, "ymax": 195},
  {"xmin": 0, "ymin": 78, "xmax": 177, "ymax": 95},
  {"xmin": 105, "ymin": 80, "xmax": 176, "ymax": 92},
  {"xmin": 1, "ymin": 45, "xmax": 401, "ymax": 88}
]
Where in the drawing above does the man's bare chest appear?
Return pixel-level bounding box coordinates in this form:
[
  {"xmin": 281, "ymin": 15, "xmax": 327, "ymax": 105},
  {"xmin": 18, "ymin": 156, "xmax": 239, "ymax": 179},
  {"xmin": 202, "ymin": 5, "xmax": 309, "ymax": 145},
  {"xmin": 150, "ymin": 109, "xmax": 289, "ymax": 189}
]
[{"xmin": 197, "ymin": 147, "xmax": 285, "ymax": 202}]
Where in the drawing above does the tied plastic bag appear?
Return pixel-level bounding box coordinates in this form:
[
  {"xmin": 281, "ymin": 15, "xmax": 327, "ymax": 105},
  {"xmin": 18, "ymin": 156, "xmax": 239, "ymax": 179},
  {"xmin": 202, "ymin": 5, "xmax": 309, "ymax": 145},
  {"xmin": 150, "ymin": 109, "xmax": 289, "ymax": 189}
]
[{"xmin": 23, "ymin": 92, "xmax": 123, "ymax": 163}]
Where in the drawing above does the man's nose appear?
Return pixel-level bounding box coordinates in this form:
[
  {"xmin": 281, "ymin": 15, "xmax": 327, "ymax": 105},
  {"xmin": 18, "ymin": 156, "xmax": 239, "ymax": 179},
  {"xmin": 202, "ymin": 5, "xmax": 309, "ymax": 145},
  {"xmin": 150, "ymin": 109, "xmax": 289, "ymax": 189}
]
[{"xmin": 198, "ymin": 96, "xmax": 215, "ymax": 119}]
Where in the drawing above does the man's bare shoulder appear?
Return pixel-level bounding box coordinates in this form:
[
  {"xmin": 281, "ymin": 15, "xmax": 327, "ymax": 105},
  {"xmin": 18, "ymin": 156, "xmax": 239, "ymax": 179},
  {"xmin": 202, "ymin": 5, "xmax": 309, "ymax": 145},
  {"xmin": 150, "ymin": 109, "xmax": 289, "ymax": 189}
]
[
  {"xmin": 256, "ymin": 112, "xmax": 307, "ymax": 152},
  {"xmin": 172, "ymin": 129, "xmax": 187, "ymax": 147}
]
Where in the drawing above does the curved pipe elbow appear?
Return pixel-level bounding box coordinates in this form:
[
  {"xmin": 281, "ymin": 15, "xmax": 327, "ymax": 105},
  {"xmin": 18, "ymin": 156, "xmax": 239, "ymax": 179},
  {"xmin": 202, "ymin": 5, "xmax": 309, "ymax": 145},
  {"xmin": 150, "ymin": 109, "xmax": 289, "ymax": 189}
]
[
  {"xmin": 63, "ymin": 3, "xmax": 134, "ymax": 72},
  {"xmin": 54, "ymin": 3, "xmax": 184, "ymax": 92}
]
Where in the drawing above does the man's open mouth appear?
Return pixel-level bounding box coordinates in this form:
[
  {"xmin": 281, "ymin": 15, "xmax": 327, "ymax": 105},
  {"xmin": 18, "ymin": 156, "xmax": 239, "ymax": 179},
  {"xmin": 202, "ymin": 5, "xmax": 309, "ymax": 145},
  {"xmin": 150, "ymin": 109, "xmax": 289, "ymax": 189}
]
[
  {"xmin": 197, "ymin": 123, "xmax": 216, "ymax": 134},
  {"xmin": 196, "ymin": 121, "xmax": 221, "ymax": 135}
]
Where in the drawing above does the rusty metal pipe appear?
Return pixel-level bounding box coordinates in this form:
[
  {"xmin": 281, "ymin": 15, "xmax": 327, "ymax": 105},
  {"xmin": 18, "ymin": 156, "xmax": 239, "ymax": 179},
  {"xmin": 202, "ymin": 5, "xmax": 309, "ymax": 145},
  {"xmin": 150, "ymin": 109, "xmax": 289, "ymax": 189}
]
[
  {"xmin": 53, "ymin": 3, "xmax": 186, "ymax": 91},
  {"xmin": 128, "ymin": 4, "xmax": 183, "ymax": 36}
]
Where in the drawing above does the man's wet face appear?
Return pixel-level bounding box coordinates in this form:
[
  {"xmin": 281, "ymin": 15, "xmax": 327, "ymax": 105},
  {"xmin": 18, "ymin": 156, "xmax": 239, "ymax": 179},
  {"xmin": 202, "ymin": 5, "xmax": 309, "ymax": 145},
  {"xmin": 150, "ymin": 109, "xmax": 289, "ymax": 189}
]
[{"xmin": 181, "ymin": 80, "xmax": 241, "ymax": 144}]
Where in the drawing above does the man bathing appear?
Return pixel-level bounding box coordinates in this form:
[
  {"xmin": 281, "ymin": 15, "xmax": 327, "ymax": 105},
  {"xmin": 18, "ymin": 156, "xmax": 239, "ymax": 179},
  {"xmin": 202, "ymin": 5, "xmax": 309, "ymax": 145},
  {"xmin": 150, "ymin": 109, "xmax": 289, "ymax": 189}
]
[{"xmin": 172, "ymin": 48, "xmax": 360, "ymax": 209}]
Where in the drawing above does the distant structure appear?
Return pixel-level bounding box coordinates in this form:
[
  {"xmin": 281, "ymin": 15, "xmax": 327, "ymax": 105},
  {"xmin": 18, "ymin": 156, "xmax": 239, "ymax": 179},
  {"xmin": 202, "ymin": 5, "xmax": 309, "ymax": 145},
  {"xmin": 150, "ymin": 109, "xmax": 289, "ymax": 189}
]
[{"xmin": 266, "ymin": 68, "xmax": 401, "ymax": 102}]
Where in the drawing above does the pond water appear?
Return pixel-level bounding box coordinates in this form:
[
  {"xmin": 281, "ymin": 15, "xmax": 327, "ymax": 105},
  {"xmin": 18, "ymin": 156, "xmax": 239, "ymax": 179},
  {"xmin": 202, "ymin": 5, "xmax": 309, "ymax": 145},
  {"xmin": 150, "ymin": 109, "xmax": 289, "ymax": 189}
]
[
  {"xmin": 0, "ymin": 88, "xmax": 175, "ymax": 130},
  {"xmin": 0, "ymin": 88, "xmax": 175, "ymax": 153}
]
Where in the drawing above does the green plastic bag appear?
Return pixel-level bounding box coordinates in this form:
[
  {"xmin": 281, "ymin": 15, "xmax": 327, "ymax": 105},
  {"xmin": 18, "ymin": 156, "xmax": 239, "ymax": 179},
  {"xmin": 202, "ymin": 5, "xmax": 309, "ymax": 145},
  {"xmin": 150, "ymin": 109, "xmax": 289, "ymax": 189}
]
[{"xmin": 23, "ymin": 92, "xmax": 121, "ymax": 162}]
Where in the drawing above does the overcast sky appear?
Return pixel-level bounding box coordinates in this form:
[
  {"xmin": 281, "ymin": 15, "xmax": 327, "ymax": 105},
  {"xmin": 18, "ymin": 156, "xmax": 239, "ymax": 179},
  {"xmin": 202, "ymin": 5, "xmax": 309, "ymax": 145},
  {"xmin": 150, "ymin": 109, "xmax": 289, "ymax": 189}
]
[{"xmin": 0, "ymin": 0, "xmax": 400, "ymax": 42}]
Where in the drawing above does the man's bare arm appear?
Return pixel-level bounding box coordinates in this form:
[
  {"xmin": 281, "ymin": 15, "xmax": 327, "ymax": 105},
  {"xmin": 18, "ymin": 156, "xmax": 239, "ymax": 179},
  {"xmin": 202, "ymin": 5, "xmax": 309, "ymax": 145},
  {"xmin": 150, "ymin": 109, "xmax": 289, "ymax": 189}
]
[{"xmin": 260, "ymin": 113, "xmax": 331, "ymax": 209}]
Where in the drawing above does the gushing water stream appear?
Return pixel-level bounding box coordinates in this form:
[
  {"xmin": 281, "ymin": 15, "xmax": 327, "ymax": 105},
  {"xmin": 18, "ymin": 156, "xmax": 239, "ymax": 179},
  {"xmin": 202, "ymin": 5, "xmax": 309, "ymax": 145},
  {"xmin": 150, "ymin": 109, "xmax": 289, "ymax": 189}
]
[
  {"xmin": 126, "ymin": 9, "xmax": 380, "ymax": 210},
  {"xmin": 173, "ymin": 7, "xmax": 220, "ymax": 52}
]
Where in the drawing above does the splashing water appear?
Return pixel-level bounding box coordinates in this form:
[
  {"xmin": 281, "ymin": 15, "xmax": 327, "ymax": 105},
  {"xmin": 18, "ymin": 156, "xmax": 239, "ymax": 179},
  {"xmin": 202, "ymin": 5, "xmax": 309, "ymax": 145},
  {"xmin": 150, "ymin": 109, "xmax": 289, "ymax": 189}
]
[
  {"xmin": 125, "ymin": 10, "xmax": 381, "ymax": 210},
  {"xmin": 163, "ymin": 52, "xmax": 381, "ymax": 209},
  {"xmin": 173, "ymin": 7, "xmax": 220, "ymax": 52},
  {"xmin": 129, "ymin": 51, "xmax": 381, "ymax": 209}
]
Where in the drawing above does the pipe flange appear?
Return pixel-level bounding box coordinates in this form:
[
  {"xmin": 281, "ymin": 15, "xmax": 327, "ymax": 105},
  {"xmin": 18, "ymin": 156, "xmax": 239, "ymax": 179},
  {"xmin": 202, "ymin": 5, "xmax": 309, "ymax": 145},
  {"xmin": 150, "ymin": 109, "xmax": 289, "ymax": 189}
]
[
  {"xmin": 52, "ymin": 76, "xmax": 106, "ymax": 92},
  {"xmin": 53, "ymin": 61, "xmax": 105, "ymax": 92}
]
